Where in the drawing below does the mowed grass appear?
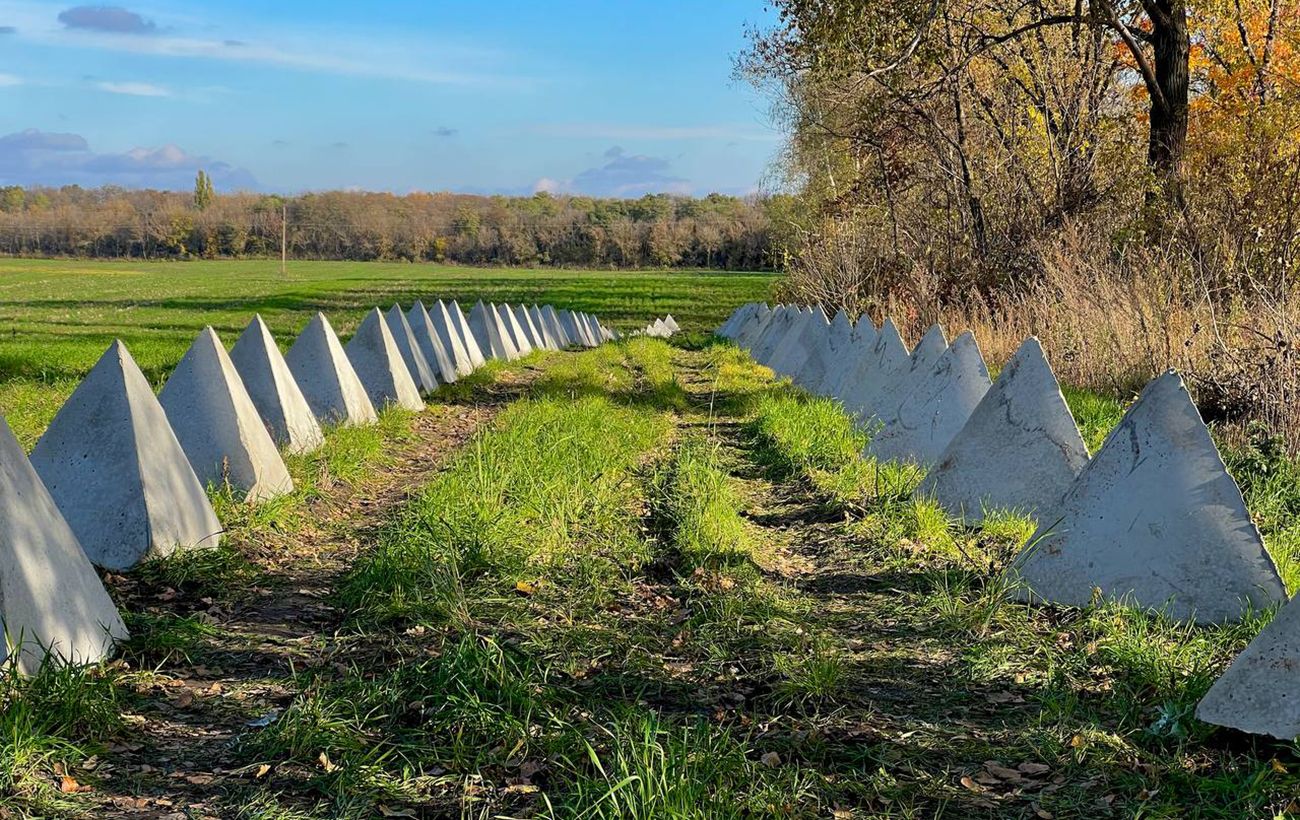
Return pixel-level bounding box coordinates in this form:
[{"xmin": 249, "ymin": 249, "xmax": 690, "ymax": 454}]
[{"xmin": 0, "ymin": 258, "xmax": 774, "ymax": 446}]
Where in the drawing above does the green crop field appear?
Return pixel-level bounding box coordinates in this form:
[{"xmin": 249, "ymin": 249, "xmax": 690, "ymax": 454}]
[{"xmin": 0, "ymin": 258, "xmax": 775, "ymax": 446}]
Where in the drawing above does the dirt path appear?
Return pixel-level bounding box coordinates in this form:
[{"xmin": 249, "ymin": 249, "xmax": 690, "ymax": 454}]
[{"xmin": 84, "ymin": 369, "xmax": 541, "ymax": 819}]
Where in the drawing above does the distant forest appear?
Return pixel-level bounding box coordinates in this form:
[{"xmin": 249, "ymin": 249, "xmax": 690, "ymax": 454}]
[{"xmin": 0, "ymin": 184, "xmax": 778, "ymax": 270}]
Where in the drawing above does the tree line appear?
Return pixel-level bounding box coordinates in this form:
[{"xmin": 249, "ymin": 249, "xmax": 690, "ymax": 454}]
[{"xmin": 0, "ymin": 184, "xmax": 778, "ymax": 270}]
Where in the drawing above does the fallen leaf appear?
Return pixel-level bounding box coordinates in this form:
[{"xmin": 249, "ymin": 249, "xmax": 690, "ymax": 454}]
[
  {"xmin": 254, "ymin": 764, "xmax": 270, "ymax": 779},
  {"xmin": 378, "ymin": 807, "xmax": 416, "ymax": 818},
  {"xmin": 173, "ymin": 690, "xmax": 194, "ymax": 708},
  {"xmin": 59, "ymin": 775, "xmax": 81, "ymax": 794},
  {"xmin": 1271, "ymin": 758, "xmax": 1289, "ymax": 774},
  {"xmin": 1019, "ymin": 762, "xmax": 1051, "ymax": 776},
  {"xmin": 959, "ymin": 776, "xmax": 984, "ymax": 794},
  {"xmin": 760, "ymin": 751, "xmax": 781, "ymax": 767},
  {"xmin": 318, "ymin": 752, "xmax": 338, "ymax": 773},
  {"xmin": 1069, "ymin": 734, "xmax": 1086, "ymax": 749},
  {"xmin": 515, "ymin": 580, "xmax": 537, "ymax": 596}
]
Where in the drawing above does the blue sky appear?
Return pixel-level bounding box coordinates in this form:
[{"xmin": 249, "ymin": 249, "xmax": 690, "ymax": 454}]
[{"xmin": 0, "ymin": 0, "xmax": 782, "ymax": 195}]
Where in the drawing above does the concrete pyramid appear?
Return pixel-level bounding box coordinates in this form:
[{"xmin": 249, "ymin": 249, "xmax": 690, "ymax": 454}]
[
  {"xmin": 470, "ymin": 300, "xmax": 519, "ymax": 360},
  {"xmin": 910, "ymin": 324, "xmax": 948, "ymax": 374},
  {"xmin": 917, "ymin": 337, "xmax": 1089, "ymax": 523},
  {"xmin": 771, "ymin": 307, "xmax": 827, "ymax": 377},
  {"xmin": 664, "ymin": 314, "xmax": 680, "ymax": 333},
  {"xmin": 575, "ymin": 312, "xmax": 597, "ymax": 347},
  {"xmin": 1196, "ymin": 593, "xmax": 1300, "ymax": 738},
  {"xmin": 559, "ymin": 310, "xmax": 588, "ymax": 348},
  {"xmin": 867, "ymin": 331, "xmax": 990, "ymax": 463},
  {"xmin": 529, "ymin": 304, "xmax": 560, "ymax": 349},
  {"xmin": 346, "ymin": 308, "xmax": 425, "ymax": 412},
  {"xmin": 447, "ymin": 300, "xmax": 487, "ymax": 369},
  {"xmin": 420, "ymin": 299, "xmax": 471, "ymax": 378},
  {"xmin": 31, "ymin": 341, "xmax": 222, "ymax": 570},
  {"xmin": 159, "ymin": 328, "xmax": 295, "ymax": 502},
  {"xmin": 541, "ymin": 304, "xmax": 571, "ymax": 348},
  {"xmin": 517, "ymin": 305, "xmax": 549, "ymax": 350},
  {"xmin": 808, "ymin": 309, "xmax": 854, "ymax": 394},
  {"xmin": 0, "ymin": 413, "xmax": 127, "ymax": 674},
  {"xmin": 384, "ymin": 305, "xmax": 439, "ymax": 394},
  {"xmin": 825, "ymin": 315, "xmax": 879, "ymax": 399},
  {"xmin": 407, "ymin": 301, "xmax": 461, "ymax": 384},
  {"xmin": 737, "ymin": 304, "xmax": 773, "ymax": 349},
  {"xmin": 229, "ymin": 315, "xmax": 325, "ymax": 455},
  {"xmin": 498, "ymin": 304, "xmax": 534, "ymax": 355},
  {"xmin": 1010, "ymin": 371, "xmax": 1286, "ymax": 624},
  {"xmin": 753, "ymin": 306, "xmax": 798, "ymax": 365},
  {"xmin": 285, "ymin": 312, "xmax": 378, "ymax": 427},
  {"xmin": 837, "ymin": 318, "xmax": 911, "ymax": 418}
]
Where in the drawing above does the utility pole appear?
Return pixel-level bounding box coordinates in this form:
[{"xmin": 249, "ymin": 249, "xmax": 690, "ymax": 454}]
[{"xmin": 280, "ymin": 203, "xmax": 287, "ymax": 277}]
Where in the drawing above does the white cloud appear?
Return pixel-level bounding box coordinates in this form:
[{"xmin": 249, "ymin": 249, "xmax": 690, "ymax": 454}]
[
  {"xmin": 530, "ymin": 123, "xmax": 779, "ymax": 142},
  {"xmin": 96, "ymin": 80, "xmax": 169, "ymax": 96},
  {"xmin": 536, "ymin": 146, "xmax": 693, "ymax": 198},
  {"xmin": 0, "ymin": 74, "xmax": 21, "ymax": 87}
]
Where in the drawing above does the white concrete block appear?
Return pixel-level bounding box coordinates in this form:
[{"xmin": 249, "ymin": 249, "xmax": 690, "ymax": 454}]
[
  {"xmin": 469, "ymin": 301, "xmax": 519, "ymax": 361},
  {"xmin": 836, "ymin": 318, "xmax": 911, "ymax": 420},
  {"xmin": 446, "ymin": 300, "xmax": 487, "ymax": 369},
  {"xmin": 498, "ymin": 304, "xmax": 534, "ymax": 355},
  {"xmin": 345, "ymin": 308, "xmax": 425, "ymax": 412},
  {"xmin": 31, "ymin": 341, "xmax": 222, "ymax": 570},
  {"xmin": 384, "ymin": 304, "xmax": 440, "ymax": 394},
  {"xmin": 408, "ymin": 301, "xmax": 462, "ymax": 383},
  {"xmin": 159, "ymin": 327, "xmax": 295, "ymax": 502},
  {"xmin": 528, "ymin": 305, "xmax": 560, "ymax": 349},
  {"xmin": 867, "ymin": 331, "xmax": 990, "ymax": 464},
  {"xmin": 910, "ymin": 324, "xmax": 948, "ymax": 374},
  {"xmin": 229, "ymin": 315, "xmax": 324, "ymax": 455},
  {"xmin": 284, "ymin": 312, "xmax": 378, "ymax": 427},
  {"xmin": 1197, "ymin": 592, "xmax": 1300, "ymax": 738},
  {"xmin": 917, "ymin": 337, "xmax": 1089, "ymax": 523},
  {"xmin": 0, "ymin": 412, "xmax": 127, "ymax": 674},
  {"xmin": 1009, "ymin": 371, "xmax": 1286, "ymax": 624}
]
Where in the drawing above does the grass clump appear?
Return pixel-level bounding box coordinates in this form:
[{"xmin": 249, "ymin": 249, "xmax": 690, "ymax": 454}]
[{"xmin": 339, "ymin": 393, "xmax": 670, "ymax": 627}]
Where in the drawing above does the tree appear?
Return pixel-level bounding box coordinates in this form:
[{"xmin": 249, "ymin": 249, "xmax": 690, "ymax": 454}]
[{"xmin": 193, "ymin": 170, "xmax": 214, "ymax": 211}]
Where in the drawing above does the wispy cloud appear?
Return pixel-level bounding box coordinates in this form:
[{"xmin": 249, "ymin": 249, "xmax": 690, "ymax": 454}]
[
  {"xmin": 58, "ymin": 5, "xmax": 156, "ymax": 35},
  {"xmin": 0, "ymin": 74, "xmax": 21, "ymax": 87},
  {"xmin": 536, "ymin": 146, "xmax": 693, "ymax": 197},
  {"xmin": 529, "ymin": 123, "xmax": 779, "ymax": 142},
  {"xmin": 0, "ymin": 26, "xmax": 16, "ymax": 34},
  {"xmin": 96, "ymin": 80, "xmax": 169, "ymax": 96},
  {"xmin": 433, "ymin": 126, "xmax": 458, "ymax": 138}
]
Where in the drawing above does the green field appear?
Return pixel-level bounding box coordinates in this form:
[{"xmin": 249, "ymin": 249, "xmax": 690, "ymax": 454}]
[{"xmin": 0, "ymin": 258, "xmax": 775, "ymax": 446}]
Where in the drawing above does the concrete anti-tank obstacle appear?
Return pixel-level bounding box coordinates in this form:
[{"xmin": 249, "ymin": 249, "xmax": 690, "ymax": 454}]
[
  {"xmin": 528, "ymin": 304, "xmax": 560, "ymax": 349},
  {"xmin": 31, "ymin": 341, "xmax": 222, "ymax": 570},
  {"xmin": 753, "ymin": 306, "xmax": 798, "ymax": 365},
  {"xmin": 469, "ymin": 301, "xmax": 519, "ymax": 360},
  {"xmin": 740, "ymin": 304, "xmax": 774, "ymax": 349},
  {"xmin": 346, "ymin": 308, "xmax": 426, "ymax": 412},
  {"xmin": 717, "ymin": 304, "xmax": 747, "ymax": 338},
  {"xmin": 446, "ymin": 300, "xmax": 487, "ymax": 370},
  {"xmin": 284, "ymin": 312, "xmax": 379, "ymax": 427},
  {"xmin": 807, "ymin": 309, "xmax": 854, "ymax": 394},
  {"xmin": 575, "ymin": 312, "xmax": 599, "ymax": 347},
  {"xmin": 909, "ymin": 324, "xmax": 948, "ymax": 374},
  {"xmin": 867, "ymin": 330, "xmax": 991, "ymax": 464},
  {"xmin": 0, "ymin": 412, "xmax": 128, "ymax": 674},
  {"xmin": 159, "ymin": 327, "xmax": 295, "ymax": 502},
  {"xmin": 1196, "ymin": 592, "xmax": 1300, "ymax": 738},
  {"xmin": 825, "ymin": 315, "xmax": 879, "ymax": 399},
  {"xmin": 498, "ymin": 304, "xmax": 534, "ymax": 356},
  {"xmin": 663, "ymin": 314, "xmax": 680, "ymax": 333},
  {"xmin": 916, "ymin": 337, "xmax": 1089, "ymax": 523},
  {"xmin": 1009, "ymin": 370, "xmax": 1286, "ymax": 624},
  {"xmin": 559, "ymin": 310, "xmax": 588, "ymax": 348},
  {"xmin": 516, "ymin": 304, "xmax": 549, "ymax": 350},
  {"xmin": 384, "ymin": 304, "xmax": 440, "ymax": 394},
  {"xmin": 407, "ymin": 301, "xmax": 461, "ymax": 384},
  {"xmin": 837, "ymin": 318, "xmax": 910, "ymax": 419},
  {"xmin": 229, "ymin": 315, "xmax": 325, "ymax": 455},
  {"xmin": 770, "ymin": 306, "xmax": 827, "ymax": 377},
  {"xmin": 541, "ymin": 304, "xmax": 572, "ymax": 348}
]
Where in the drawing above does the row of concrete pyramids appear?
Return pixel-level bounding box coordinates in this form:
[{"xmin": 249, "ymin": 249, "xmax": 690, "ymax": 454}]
[
  {"xmin": 0, "ymin": 299, "xmax": 616, "ymax": 674},
  {"xmin": 720, "ymin": 302, "xmax": 1300, "ymax": 740},
  {"xmin": 634, "ymin": 315, "xmax": 681, "ymax": 338}
]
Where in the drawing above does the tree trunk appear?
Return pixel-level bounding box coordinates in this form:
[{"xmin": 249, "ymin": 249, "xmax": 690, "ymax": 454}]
[{"xmin": 1147, "ymin": 0, "xmax": 1190, "ymax": 196}]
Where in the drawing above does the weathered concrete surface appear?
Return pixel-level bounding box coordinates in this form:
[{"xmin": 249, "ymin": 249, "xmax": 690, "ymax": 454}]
[
  {"xmin": 1009, "ymin": 371, "xmax": 1286, "ymax": 624},
  {"xmin": 384, "ymin": 304, "xmax": 440, "ymax": 394},
  {"xmin": 664, "ymin": 314, "xmax": 680, "ymax": 333},
  {"xmin": 806, "ymin": 309, "xmax": 854, "ymax": 394},
  {"xmin": 541, "ymin": 304, "xmax": 571, "ymax": 348},
  {"xmin": 909, "ymin": 324, "xmax": 948, "ymax": 374},
  {"xmin": 498, "ymin": 304, "xmax": 534, "ymax": 356},
  {"xmin": 917, "ymin": 337, "xmax": 1089, "ymax": 523},
  {"xmin": 824, "ymin": 316, "xmax": 878, "ymax": 400},
  {"xmin": 718, "ymin": 304, "xmax": 752, "ymax": 338},
  {"xmin": 771, "ymin": 307, "xmax": 827, "ymax": 377},
  {"xmin": 159, "ymin": 327, "xmax": 295, "ymax": 502},
  {"xmin": 407, "ymin": 301, "xmax": 461, "ymax": 383},
  {"xmin": 229, "ymin": 315, "xmax": 325, "ymax": 454},
  {"xmin": 529, "ymin": 305, "xmax": 560, "ymax": 349},
  {"xmin": 346, "ymin": 308, "xmax": 426, "ymax": 412},
  {"xmin": 837, "ymin": 318, "xmax": 911, "ymax": 420},
  {"xmin": 753, "ymin": 307, "xmax": 797, "ymax": 365},
  {"xmin": 735, "ymin": 304, "xmax": 772, "ymax": 349},
  {"xmin": 576, "ymin": 313, "xmax": 599, "ymax": 347},
  {"xmin": 560, "ymin": 310, "xmax": 591, "ymax": 348},
  {"xmin": 0, "ymin": 413, "xmax": 127, "ymax": 674},
  {"xmin": 31, "ymin": 341, "xmax": 222, "ymax": 570},
  {"xmin": 469, "ymin": 301, "xmax": 519, "ymax": 361},
  {"xmin": 285, "ymin": 312, "xmax": 379, "ymax": 427},
  {"xmin": 1196, "ymin": 592, "xmax": 1300, "ymax": 738},
  {"xmin": 447, "ymin": 300, "xmax": 487, "ymax": 369},
  {"xmin": 867, "ymin": 331, "xmax": 990, "ymax": 464}
]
